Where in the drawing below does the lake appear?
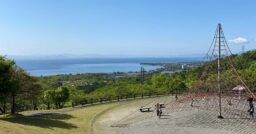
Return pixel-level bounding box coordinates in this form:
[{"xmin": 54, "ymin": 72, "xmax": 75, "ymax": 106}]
[{"xmin": 15, "ymin": 57, "xmax": 202, "ymax": 76}]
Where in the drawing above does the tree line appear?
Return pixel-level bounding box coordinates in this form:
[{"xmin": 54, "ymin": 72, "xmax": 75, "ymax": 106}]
[{"xmin": 0, "ymin": 56, "xmax": 70, "ymax": 114}]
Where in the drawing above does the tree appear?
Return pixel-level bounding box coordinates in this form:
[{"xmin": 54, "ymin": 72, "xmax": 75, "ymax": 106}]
[
  {"xmin": 151, "ymin": 74, "xmax": 170, "ymax": 88},
  {"xmin": 167, "ymin": 78, "xmax": 187, "ymax": 94},
  {"xmin": 67, "ymin": 84, "xmax": 85, "ymax": 106},
  {"xmin": 43, "ymin": 90, "xmax": 54, "ymax": 109},
  {"xmin": 10, "ymin": 67, "xmax": 43, "ymax": 113},
  {"xmin": 51, "ymin": 87, "xmax": 70, "ymax": 109},
  {"xmin": 0, "ymin": 56, "xmax": 15, "ymax": 114},
  {"xmin": 0, "ymin": 56, "xmax": 42, "ymax": 114}
]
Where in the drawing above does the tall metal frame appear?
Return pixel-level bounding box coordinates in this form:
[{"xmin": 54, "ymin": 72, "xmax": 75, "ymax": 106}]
[
  {"xmin": 207, "ymin": 23, "xmax": 230, "ymax": 119},
  {"xmin": 217, "ymin": 24, "xmax": 224, "ymax": 119}
]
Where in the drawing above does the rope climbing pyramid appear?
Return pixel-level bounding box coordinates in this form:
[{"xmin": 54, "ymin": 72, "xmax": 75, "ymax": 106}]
[{"xmin": 169, "ymin": 23, "xmax": 256, "ymax": 120}]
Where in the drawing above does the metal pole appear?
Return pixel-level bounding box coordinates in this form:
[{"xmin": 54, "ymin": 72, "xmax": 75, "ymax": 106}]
[
  {"xmin": 217, "ymin": 23, "xmax": 223, "ymax": 119},
  {"xmin": 141, "ymin": 67, "xmax": 143, "ymax": 83},
  {"xmin": 141, "ymin": 67, "xmax": 144, "ymax": 84}
]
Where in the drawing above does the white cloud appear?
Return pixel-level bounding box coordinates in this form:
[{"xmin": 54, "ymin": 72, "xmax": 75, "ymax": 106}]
[{"xmin": 228, "ymin": 37, "xmax": 249, "ymax": 45}]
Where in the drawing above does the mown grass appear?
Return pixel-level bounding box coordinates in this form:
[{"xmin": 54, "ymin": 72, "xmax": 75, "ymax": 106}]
[{"xmin": 0, "ymin": 103, "xmax": 118, "ymax": 134}]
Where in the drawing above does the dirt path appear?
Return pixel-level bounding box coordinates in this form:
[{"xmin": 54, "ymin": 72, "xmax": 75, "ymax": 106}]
[{"xmin": 90, "ymin": 104, "xmax": 121, "ymax": 134}]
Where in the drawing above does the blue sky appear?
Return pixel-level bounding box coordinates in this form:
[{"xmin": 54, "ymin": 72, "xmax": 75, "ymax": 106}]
[{"xmin": 0, "ymin": 0, "xmax": 255, "ymax": 57}]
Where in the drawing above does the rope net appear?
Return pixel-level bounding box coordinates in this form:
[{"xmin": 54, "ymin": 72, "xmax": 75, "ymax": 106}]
[{"xmin": 168, "ymin": 24, "xmax": 256, "ymax": 119}]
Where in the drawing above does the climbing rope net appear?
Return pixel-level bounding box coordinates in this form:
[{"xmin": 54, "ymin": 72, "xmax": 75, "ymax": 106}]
[{"xmin": 166, "ymin": 24, "xmax": 256, "ymax": 120}]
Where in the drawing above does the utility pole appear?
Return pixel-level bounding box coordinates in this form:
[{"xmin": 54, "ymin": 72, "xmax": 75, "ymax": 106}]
[{"xmin": 140, "ymin": 66, "xmax": 145, "ymax": 84}]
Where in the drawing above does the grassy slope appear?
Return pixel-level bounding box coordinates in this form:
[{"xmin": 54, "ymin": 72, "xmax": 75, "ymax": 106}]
[{"xmin": 0, "ymin": 103, "xmax": 118, "ymax": 134}]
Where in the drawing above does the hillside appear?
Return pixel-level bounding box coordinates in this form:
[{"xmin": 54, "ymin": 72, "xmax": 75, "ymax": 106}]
[
  {"xmin": 0, "ymin": 50, "xmax": 255, "ymax": 114},
  {"xmin": 36, "ymin": 50, "xmax": 256, "ymax": 110}
]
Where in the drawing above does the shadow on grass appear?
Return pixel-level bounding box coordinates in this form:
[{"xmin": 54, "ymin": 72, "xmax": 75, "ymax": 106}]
[
  {"xmin": 29, "ymin": 113, "xmax": 74, "ymax": 120},
  {"xmin": 1, "ymin": 114, "xmax": 77, "ymax": 129}
]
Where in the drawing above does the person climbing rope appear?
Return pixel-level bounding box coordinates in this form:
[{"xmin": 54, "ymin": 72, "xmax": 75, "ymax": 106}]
[
  {"xmin": 247, "ymin": 96, "xmax": 254, "ymax": 118},
  {"xmin": 191, "ymin": 98, "xmax": 194, "ymax": 107}
]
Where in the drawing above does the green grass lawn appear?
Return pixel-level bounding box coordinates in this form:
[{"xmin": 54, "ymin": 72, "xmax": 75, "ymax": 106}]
[{"xmin": 0, "ymin": 103, "xmax": 118, "ymax": 134}]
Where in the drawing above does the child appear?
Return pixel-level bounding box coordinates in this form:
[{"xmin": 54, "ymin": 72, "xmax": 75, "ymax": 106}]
[{"xmin": 247, "ymin": 97, "xmax": 254, "ymax": 118}]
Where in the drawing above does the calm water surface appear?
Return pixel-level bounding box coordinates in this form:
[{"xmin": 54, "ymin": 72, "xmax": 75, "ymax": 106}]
[{"xmin": 15, "ymin": 57, "xmax": 202, "ymax": 76}]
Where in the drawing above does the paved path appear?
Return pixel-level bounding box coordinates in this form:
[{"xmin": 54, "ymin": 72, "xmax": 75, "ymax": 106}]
[{"xmin": 95, "ymin": 96, "xmax": 256, "ymax": 134}]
